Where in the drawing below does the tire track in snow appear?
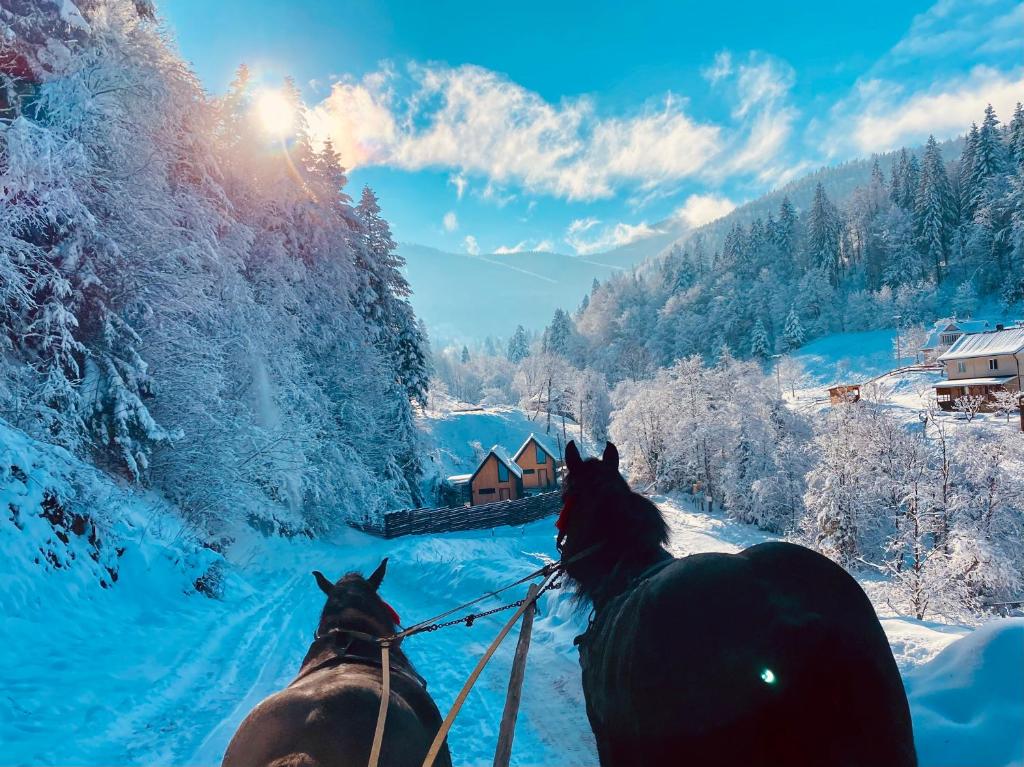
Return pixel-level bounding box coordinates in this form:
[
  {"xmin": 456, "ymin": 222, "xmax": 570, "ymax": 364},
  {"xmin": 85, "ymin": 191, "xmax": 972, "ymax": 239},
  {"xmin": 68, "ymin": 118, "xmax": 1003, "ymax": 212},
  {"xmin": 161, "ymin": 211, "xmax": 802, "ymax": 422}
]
[{"xmin": 85, "ymin": 572, "xmax": 308, "ymax": 765}]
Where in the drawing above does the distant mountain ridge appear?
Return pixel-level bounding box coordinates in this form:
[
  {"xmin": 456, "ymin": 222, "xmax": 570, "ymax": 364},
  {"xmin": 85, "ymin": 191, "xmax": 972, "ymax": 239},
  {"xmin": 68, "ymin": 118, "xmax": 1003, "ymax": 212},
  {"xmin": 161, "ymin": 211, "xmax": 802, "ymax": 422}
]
[{"xmin": 400, "ymin": 226, "xmax": 684, "ymax": 344}]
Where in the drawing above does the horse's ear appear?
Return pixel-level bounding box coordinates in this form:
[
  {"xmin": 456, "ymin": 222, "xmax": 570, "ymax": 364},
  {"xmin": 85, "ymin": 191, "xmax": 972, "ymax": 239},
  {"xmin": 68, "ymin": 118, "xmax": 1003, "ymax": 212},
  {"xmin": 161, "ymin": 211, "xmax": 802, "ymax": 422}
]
[
  {"xmin": 565, "ymin": 441, "xmax": 583, "ymax": 473},
  {"xmin": 313, "ymin": 570, "xmax": 334, "ymax": 596},
  {"xmin": 367, "ymin": 558, "xmax": 388, "ymax": 590},
  {"xmin": 602, "ymin": 441, "xmax": 619, "ymax": 472}
]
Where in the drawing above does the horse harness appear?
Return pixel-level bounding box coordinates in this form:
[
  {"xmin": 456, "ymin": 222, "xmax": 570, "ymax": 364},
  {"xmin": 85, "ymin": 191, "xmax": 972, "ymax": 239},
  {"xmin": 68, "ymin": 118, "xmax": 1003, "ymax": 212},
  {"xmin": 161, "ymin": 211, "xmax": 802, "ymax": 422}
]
[
  {"xmin": 298, "ymin": 627, "xmax": 428, "ymax": 689},
  {"xmin": 573, "ymin": 556, "xmax": 675, "ymax": 664}
]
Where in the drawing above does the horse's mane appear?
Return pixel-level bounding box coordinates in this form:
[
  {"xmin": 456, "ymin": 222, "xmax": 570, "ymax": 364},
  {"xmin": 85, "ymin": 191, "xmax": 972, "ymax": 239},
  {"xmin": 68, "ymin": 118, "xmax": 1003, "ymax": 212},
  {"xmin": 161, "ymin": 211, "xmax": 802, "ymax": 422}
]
[{"xmin": 561, "ymin": 455, "xmax": 670, "ymax": 606}]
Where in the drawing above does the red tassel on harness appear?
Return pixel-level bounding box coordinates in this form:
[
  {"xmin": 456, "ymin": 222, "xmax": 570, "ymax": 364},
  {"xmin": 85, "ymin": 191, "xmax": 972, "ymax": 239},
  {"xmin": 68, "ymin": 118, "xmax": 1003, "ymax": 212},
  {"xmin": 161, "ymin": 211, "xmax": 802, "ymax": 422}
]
[
  {"xmin": 555, "ymin": 497, "xmax": 572, "ymax": 532},
  {"xmin": 381, "ymin": 600, "xmax": 401, "ymax": 627}
]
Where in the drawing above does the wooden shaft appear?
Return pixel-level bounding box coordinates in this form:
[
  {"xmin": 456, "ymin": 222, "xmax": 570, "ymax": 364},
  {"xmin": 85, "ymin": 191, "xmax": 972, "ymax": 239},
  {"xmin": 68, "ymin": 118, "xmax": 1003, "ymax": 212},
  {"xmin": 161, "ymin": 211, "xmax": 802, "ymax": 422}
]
[
  {"xmin": 421, "ymin": 575, "xmax": 553, "ymax": 767},
  {"xmin": 368, "ymin": 641, "xmax": 391, "ymax": 767},
  {"xmin": 492, "ymin": 584, "xmax": 539, "ymax": 767}
]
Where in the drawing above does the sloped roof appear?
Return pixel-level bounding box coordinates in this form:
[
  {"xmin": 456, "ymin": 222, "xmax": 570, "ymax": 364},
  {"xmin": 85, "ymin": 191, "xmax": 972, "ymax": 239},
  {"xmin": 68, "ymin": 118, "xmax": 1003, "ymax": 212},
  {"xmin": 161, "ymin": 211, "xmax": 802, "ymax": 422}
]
[
  {"xmin": 938, "ymin": 326, "xmax": 1024, "ymax": 361},
  {"xmin": 469, "ymin": 445, "xmax": 524, "ymax": 483},
  {"xmin": 932, "ymin": 376, "xmax": 1016, "ymax": 388},
  {"xmin": 922, "ymin": 318, "xmax": 991, "ymax": 349},
  {"xmin": 513, "ymin": 432, "xmax": 559, "ymax": 463}
]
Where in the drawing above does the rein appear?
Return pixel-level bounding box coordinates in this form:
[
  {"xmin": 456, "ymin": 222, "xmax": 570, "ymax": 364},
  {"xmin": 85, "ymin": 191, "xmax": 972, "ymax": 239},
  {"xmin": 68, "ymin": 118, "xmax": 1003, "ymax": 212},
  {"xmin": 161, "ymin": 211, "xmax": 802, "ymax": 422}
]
[{"xmin": 313, "ymin": 542, "xmax": 603, "ymax": 767}]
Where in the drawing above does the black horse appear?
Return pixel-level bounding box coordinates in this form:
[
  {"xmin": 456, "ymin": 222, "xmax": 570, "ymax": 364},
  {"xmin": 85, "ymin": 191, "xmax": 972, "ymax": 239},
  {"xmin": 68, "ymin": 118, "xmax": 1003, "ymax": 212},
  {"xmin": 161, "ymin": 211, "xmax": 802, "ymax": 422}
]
[
  {"xmin": 223, "ymin": 559, "xmax": 452, "ymax": 767},
  {"xmin": 558, "ymin": 441, "xmax": 916, "ymax": 767}
]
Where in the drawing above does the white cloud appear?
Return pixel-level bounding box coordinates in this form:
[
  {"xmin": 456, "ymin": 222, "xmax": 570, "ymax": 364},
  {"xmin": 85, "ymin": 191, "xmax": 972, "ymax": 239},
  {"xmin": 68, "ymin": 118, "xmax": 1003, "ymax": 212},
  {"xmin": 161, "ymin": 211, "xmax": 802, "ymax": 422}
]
[
  {"xmin": 463, "ymin": 235, "xmax": 480, "ymax": 255},
  {"xmin": 443, "ymin": 211, "xmax": 458, "ymax": 232},
  {"xmin": 831, "ymin": 66, "xmax": 1024, "ymax": 156},
  {"xmin": 448, "ymin": 173, "xmax": 467, "ymax": 199},
  {"xmin": 819, "ymin": 1, "xmax": 1024, "ymax": 159},
  {"xmin": 887, "ymin": 0, "xmax": 1022, "ymax": 63},
  {"xmin": 673, "ymin": 194, "xmax": 737, "ymax": 228},
  {"xmin": 702, "ymin": 51, "xmax": 798, "ymax": 181},
  {"xmin": 702, "ymin": 51, "xmax": 733, "ymax": 84},
  {"xmin": 307, "ymin": 76, "xmax": 398, "ymax": 169},
  {"xmin": 310, "ymin": 63, "xmax": 737, "ymax": 201},
  {"xmin": 565, "ymin": 219, "xmax": 664, "ymax": 256},
  {"xmin": 493, "ymin": 238, "xmax": 556, "ymax": 254}
]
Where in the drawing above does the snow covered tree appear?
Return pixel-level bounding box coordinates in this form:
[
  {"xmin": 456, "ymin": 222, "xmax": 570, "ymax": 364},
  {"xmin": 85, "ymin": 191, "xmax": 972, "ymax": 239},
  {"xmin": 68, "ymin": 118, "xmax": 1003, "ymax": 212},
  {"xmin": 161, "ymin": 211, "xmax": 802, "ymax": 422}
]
[
  {"xmin": 506, "ymin": 325, "xmax": 530, "ymax": 363},
  {"xmin": 782, "ymin": 308, "xmax": 805, "ymax": 351},
  {"xmin": 914, "ymin": 135, "xmax": 955, "ymax": 282},
  {"xmin": 749, "ymin": 318, "xmax": 771, "ymax": 359},
  {"xmin": 542, "ymin": 308, "xmax": 574, "ymax": 356},
  {"xmin": 805, "ymin": 183, "xmax": 842, "ymax": 283}
]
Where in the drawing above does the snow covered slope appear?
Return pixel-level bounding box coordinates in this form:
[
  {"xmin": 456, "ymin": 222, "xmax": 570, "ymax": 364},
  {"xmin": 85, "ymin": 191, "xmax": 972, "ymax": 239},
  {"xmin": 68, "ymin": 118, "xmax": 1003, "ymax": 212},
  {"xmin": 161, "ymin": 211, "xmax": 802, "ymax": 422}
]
[
  {"xmin": 2, "ymin": 419, "xmax": 1019, "ymax": 765},
  {"xmin": 420, "ymin": 405, "xmax": 580, "ymax": 481}
]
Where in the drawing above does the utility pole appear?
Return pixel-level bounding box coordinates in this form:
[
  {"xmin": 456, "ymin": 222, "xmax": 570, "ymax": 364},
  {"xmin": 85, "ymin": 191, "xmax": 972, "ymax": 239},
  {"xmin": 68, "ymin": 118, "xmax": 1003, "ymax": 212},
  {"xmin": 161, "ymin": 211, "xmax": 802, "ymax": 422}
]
[
  {"xmin": 894, "ymin": 315, "xmax": 902, "ymax": 364},
  {"xmin": 771, "ymin": 353, "xmax": 783, "ymax": 397}
]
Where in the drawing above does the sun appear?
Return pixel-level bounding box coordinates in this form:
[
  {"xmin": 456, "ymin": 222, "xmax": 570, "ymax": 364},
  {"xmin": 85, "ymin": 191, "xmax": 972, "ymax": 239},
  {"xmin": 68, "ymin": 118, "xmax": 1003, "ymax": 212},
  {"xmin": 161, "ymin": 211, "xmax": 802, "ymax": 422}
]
[{"xmin": 255, "ymin": 89, "xmax": 294, "ymax": 137}]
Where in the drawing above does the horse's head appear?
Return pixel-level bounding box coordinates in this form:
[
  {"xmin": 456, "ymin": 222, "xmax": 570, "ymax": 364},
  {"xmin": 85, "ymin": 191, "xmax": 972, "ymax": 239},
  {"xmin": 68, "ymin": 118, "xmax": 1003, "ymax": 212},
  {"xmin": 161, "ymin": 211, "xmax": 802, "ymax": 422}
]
[
  {"xmin": 558, "ymin": 440, "xmax": 668, "ymax": 601},
  {"xmin": 312, "ymin": 558, "xmax": 401, "ymax": 639}
]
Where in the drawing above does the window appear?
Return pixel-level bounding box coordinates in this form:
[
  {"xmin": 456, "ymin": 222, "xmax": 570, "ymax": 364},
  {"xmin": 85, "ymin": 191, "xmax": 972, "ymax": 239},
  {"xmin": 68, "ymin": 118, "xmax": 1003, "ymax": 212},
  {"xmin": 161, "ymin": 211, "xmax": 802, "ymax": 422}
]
[
  {"xmin": 497, "ymin": 461, "xmax": 509, "ymax": 482},
  {"xmin": 478, "ymin": 488, "xmax": 496, "ymax": 495},
  {"xmin": 989, "ymin": 358, "xmax": 999, "ymax": 371},
  {"xmin": 536, "ymin": 444, "xmax": 547, "ymax": 464},
  {"xmin": 523, "ymin": 468, "xmax": 535, "ymax": 474},
  {"xmin": 941, "ymin": 333, "xmax": 958, "ymax": 345},
  {"xmin": 957, "ymin": 361, "xmax": 966, "ymax": 374}
]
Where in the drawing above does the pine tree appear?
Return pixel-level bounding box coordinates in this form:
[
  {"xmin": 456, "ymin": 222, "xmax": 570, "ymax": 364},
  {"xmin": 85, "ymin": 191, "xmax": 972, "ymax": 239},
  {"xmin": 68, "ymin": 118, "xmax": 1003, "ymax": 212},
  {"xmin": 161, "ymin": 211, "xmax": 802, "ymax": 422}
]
[
  {"xmin": 460, "ymin": 345, "xmax": 470, "ymax": 364},
  {"xmin": 782, "ymin": 308, "xmax": 805, "ymax": 351},
  {"xmin": 958, "ymin": 123, "xmax": 980, "ymax": 219},
  {"xmin": 1008, "ymin": 102, "xmax": 1024, "ymax": 169},
  {"xmin": 914, "ymin": 135, "xmax": 955, "ymax": 283},
  {"xmin": 542, "ymin": 308, "xmax": 574, "ymax": 356},
  {"xmin": 507, "ymin": 325, "xmax": 530, "ymax": 363},
  {"xmin": 749, "ymin": 319, "xmax": 771, "ymax": 359},
  {"xmin": 805, "ymin": 183, "xmax": 842, "ymax": 283},
  {"xmin": 968, "ymin": 104, "xmax": 1005, "ymax": 215}
]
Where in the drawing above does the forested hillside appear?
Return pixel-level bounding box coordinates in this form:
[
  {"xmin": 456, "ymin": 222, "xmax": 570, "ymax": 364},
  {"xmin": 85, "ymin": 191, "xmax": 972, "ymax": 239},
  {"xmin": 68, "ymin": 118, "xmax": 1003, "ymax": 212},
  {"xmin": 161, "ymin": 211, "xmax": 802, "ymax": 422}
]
[
  {"xmin": 0, "ymin": 1, "xmax": 429, "ymax": 532},
  {"xmin": 570, "ymin": 108, "xmax": 1023, "ymax": 378}
]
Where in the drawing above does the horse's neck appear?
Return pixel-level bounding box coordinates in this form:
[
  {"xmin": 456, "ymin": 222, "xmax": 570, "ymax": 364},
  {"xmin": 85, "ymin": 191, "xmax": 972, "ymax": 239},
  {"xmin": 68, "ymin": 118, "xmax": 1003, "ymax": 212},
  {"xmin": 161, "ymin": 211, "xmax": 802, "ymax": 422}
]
[
  {"xmin": 300, "ymin": 625, "xmax": 410, "ymax": 675},
  {"xmin": 589, "ymin": 545, "xmax": 672, "ymax": 610}
]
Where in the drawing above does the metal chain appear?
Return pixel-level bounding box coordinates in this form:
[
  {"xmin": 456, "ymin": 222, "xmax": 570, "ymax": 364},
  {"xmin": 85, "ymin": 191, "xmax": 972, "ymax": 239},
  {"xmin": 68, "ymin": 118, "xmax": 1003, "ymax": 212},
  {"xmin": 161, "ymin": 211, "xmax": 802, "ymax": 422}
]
[{"xmin": 404, "ymin": 574, "xmax": 564, "ymax": 636}]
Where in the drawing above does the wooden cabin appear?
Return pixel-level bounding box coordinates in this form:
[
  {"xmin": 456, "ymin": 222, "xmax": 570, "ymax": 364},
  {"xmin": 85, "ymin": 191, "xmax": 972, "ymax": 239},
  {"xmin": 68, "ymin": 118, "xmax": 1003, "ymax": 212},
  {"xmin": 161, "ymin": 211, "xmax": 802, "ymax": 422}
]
[
  {"xmin": 468, "ymin": 446, "xmax": 523, "ymax": 506},
  {"xmin": 513, "ymin": 433, "xmax": 559, "ymax": 491},
  {"xmin": 828, "ymin": 384, "xmax": 861, "ymax": 404},
  {"xmin": 934, "ymin": 325, "xmax": 1024, "ymax": 411}
]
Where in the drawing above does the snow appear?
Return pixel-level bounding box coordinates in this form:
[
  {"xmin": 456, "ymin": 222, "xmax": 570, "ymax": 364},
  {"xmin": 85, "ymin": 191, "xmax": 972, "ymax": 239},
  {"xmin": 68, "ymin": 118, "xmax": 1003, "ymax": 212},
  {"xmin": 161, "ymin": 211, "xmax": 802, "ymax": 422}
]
[
  {"xmin": 938, "ymin": 325, "xmax": 1024, "ymax": 360},
  {"xmin": 422, "ymin": 405, "xmax": 575, "ymax": 480},
  {"xmin": 513, "ymin": 432, "xmax": 559, "ymax": 463},
  {"xmin": 2, "ymin": 419, "xmax": 1019, "ymax": 766},
  {"xmin": 905, "ymin": 619, "xmax": 1024, "ymax": 767},
  {"xmin": 791, "ymin": 328, "xmax": 916, "ymax": 385},
  {"xmin": 931, "ymin": 375, "xmax": 1016, "ymax": 387},
  {"xmin": 489, "ymin": 444, "xmax": 524, "ymax": 478}
]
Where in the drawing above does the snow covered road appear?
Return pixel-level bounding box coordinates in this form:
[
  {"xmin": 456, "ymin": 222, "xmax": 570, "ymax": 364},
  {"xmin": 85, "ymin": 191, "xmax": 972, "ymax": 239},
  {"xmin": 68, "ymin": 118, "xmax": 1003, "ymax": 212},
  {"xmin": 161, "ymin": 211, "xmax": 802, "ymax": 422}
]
[{"xmin": 3, "ymin": 497, "xmax": 1020, "ymax": 766}]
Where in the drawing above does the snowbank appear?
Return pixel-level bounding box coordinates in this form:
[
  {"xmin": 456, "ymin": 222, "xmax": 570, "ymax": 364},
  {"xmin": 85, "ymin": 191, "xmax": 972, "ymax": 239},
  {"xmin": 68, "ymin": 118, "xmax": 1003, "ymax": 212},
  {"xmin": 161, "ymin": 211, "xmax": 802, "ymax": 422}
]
[
  {"xmin": 905, "ymin": 619, "xmax": 1024, "ymax": 767},
  {"xmin": 2, "ymin": 419, "xmax": 1017, "ymax": 766}
]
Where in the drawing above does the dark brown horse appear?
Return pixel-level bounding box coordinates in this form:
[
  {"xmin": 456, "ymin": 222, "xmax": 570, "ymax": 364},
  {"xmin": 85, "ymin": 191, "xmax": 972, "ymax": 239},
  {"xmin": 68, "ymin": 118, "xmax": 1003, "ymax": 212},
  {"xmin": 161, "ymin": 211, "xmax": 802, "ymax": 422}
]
[
  {"xmin": 558, "ymin": 441, "xmax": 917, "ymax": 767},
  {"xmin": 223, "ymin": 559, "xmax": 452, "ymax": 767}
]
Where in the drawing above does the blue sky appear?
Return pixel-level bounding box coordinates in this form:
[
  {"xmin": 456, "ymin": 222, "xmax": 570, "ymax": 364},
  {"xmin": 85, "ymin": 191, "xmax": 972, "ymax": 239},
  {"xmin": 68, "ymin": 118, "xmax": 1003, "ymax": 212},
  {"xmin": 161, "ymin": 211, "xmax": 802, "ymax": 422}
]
[{"xmin": 162, "ymin": 0, "xmax": 1023, "ymax": 255}]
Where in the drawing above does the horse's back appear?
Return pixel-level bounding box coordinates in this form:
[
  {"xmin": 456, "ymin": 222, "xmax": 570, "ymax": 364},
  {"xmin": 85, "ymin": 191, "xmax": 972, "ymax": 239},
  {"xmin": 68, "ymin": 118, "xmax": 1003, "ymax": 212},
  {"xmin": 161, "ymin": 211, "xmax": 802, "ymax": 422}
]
[
  {"xmin": 581, "ymin": 542, "xmax": 916, "ymax": 766},
  {"xmin": 222, "ymin": 667, "xmax": 451, "ymax": 767}
]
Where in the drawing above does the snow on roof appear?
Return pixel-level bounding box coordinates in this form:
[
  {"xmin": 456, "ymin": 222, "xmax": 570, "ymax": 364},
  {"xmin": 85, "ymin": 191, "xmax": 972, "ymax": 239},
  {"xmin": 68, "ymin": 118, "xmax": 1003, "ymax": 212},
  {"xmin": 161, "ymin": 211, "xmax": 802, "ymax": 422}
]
[
  {"xmin": 447, "ymin": 474, "xmax": 473, "ymax": 483},
  {"xmin": 922, "ymin": 318, "xmax": 992, "ymax": 349},
  {"xmin": 487, "ymin": 445, "xmax": 523, "ymax": 478},
  {"xmin": 932, "ymin": 376, "xmax": 1016, "ymax": 388},
  {"xmin": 513, "ymin": 432, "xmax": 559, "ymax": 462},
  {"xmin": 938, "ymin": 325, "xmax": 1024, "ymax": 361}
]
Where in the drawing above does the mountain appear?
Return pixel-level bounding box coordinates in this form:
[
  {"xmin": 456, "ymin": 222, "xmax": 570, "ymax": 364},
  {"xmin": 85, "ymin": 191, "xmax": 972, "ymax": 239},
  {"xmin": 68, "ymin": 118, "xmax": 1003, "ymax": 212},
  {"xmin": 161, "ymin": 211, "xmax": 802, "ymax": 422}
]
[{"xmin": 400, "ymin": 229, "xmax": 680, "ymax": 345}]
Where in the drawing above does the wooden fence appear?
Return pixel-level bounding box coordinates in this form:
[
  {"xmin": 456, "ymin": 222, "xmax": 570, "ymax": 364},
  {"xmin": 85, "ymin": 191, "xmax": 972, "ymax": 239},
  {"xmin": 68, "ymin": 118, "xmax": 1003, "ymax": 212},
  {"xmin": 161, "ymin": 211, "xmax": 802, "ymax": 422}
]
[{"xmin": 349, "ymin": 491, "xmax": 562, "ymax": 539}]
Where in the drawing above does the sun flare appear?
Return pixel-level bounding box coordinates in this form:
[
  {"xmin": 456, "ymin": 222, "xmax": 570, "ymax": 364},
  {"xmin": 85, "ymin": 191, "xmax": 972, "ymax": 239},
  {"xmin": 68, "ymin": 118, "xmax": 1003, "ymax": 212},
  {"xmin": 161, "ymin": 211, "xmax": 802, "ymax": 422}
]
[{"xmin": 255, "ymin": 89, "xmax": 294, "ymax": 137}]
